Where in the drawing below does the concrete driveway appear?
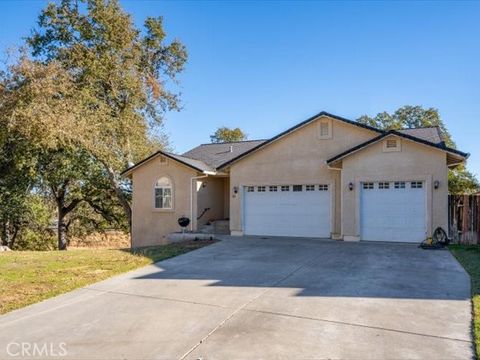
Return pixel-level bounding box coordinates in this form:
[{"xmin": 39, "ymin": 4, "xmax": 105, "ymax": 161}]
[{"xmin": 0, "ymin": 237, "xmax": 473, "ymax": 359}]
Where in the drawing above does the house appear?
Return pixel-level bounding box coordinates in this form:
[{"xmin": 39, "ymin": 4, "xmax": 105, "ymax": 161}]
[{"xmin": 122, "ymin": 111, "xmax": 469, "ymax": 247}]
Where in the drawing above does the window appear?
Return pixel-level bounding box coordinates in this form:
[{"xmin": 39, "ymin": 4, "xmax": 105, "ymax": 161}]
[
  {"xmin": 319, "ymin": 184, "xmax": 329, "ymax": 191},
  {"xmin": 318, "ymin": 119, "xmax": 332, "ymax": 139},
  {"xmin": 394, "ymin": 181, "xmax": 406, "ymax": 189},
  {"xmin": 246, "ymin": 186, "xmax": 255, "ymax": 192},
  {"xmin": 306, "ymin": 185, "xmax": 315, "ymax": 191},
  {"xmin": 258, "ymin": 186, "xmax": 266, "ymax": 192},
  {"xmin": 411, "ymin": 181, "xmax": 423, "ymax": 189},
  {"xmin": 154, "ymin": 177, "xmax": 173, "ymax": 209},
  {"xmin": 281, "ymin": 185, "xmax": 290, "ymax": 192},
  {"xmin": 269, "ymin": 186, "xmax": 277, "ymax": 192},
  {"xmin": 363, "ymin": 182, "xmax": 374, "ymax": 190},
  {"xmin": 293, "ymin": 185, "xmax": 302, "ymax": 192},
  {"xmin": 378, "ymin": 182, "xmax": 390, "ymax": 189}
]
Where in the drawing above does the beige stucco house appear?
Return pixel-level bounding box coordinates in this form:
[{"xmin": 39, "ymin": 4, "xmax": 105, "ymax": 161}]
[{"xmin": 123, "ymin": 111, "xmax": 468, "ymax": 247}]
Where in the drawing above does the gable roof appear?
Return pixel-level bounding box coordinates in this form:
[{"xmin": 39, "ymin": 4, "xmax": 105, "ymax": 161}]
[
  {"xmin": 182, "ymin": 140, "xmax": 267, "ymax": 169},
  {"xmin": 216, "ymin": 111, "xmax": 383, "ymax": 170},
  {"xmin": 122, "ymin": 111, "xmax": 469, "ymax": 176},
  {"xmin": 326, "ymin": 129, "xmax": 469, "ymax": 165},
  {"xmin": 121, "ymin": 150, "xmax": 214, "ymax": 176}
]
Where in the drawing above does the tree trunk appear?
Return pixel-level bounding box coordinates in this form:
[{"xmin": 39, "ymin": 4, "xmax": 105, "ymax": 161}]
[
  {"xmin": 1, "ymin": 221, "xmax": 11, "ymax": 247},
  {"xmin": 58, "ymin": 209, "xmax": 68, "ymax": 250},
  {"xmin": 105, "ymin": 165, "xmax": 132, "ymax": 231}
]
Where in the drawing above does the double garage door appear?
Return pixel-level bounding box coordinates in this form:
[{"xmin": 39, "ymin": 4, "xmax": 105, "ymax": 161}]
[
  {"xmin": 243, "ymin": 180, "xmax": 426, "ymax": 243},
  {"xmin": 243, "ymin": 184, "xmax": 331, "ymax": 238},
  {"xmin": 360, "ymin": 181, "xmax": 426, "ymax": 243}
]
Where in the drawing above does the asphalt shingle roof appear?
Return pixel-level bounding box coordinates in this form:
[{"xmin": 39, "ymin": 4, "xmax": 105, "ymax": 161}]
[
  {"xmin": 163, "ymin": 152, "xmax": 215, "ymax": 172},
  {"xmin": 182, "ymin": 140, "xmax": 267, "ymax": 169},
  {"xmin": 397, "ymin": 127, "xmax": 444, "ymax": 145},
  {"xmin": 122, "ymin": 112, "xmax": 468, "ymax": 176}
]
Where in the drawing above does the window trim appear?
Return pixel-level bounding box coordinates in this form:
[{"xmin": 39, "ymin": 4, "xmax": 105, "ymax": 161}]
[{"xmin": 154, "ymin": 176, "xmax": 174, "ymax": 211}]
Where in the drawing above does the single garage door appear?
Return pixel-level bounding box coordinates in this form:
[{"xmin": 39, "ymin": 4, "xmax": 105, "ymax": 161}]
[
  {"xmin": 243, "ymin": 184, "xmax": 331, "ymax": 237},
  {"xmin": 360, "ymin": 181, "xmax": 426, "ymax": 242}
]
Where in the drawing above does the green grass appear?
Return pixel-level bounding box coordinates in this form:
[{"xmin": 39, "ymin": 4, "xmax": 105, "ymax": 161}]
[
  {"xmin": 0, "ymin": 240, "xmax": 215, "ymax": 315},
  {"xmin": 449, "ymin": 244, "xmax": 480, "ymax": 358}
]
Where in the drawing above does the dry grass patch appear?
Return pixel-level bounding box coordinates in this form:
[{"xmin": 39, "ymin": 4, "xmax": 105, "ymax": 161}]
[{"xmin": 0, "ymin": 240, "xmax": 216, "ymax": 315}]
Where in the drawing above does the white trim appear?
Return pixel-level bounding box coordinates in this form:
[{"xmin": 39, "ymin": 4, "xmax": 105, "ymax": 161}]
[{"xmin": 190, "ymin": 174, "xmax": 208, "ymax": 231}]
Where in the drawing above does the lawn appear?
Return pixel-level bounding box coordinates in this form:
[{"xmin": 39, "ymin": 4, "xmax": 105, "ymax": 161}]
[
  {"xmin": 0, "ymin": 240, "xmax": 215, "ymax": 315},
  {"xmin": 449, "ymin": 244, "xmax": 480, "ymax": 358}
]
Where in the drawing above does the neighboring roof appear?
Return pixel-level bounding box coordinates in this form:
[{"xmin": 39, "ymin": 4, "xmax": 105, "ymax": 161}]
[
  {"xmin": 182, "ymin": 140, "xmax": 267, "ymax": 169},
  {"xmin": 327, "ymin": 130, "xmax": 469, "ymax": 164},
  {"xmin": 397, "ymin": 127, "xmax": 444, "ymax": 145},
  {"xmin": 217, "ymin": 111, "xmax": 383, "ymax": 170},
  {"xmin": 121, "ymin": 150, "xmax": 213, "ymax": 176}
]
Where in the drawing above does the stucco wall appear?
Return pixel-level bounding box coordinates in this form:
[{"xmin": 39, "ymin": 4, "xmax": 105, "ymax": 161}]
[
  {"xmin": 341, "ymin": 135, "xmax": 448, "ymax": 239},
  {"xmin": 131, "ymin": 156, "xmax": 197, "ymax": 247},
  {"xmin": 197, "ymin": 177, "xmax": 226, "ymax": 226},
  {"xmin": 228, "ymin": 116, "xmax": 379, "ymax": 236}
]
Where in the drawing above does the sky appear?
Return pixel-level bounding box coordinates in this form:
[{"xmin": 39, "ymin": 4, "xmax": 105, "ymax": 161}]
[{"xmin": 0, "ymin": 0, "xmax": 479, "ymax": 176}]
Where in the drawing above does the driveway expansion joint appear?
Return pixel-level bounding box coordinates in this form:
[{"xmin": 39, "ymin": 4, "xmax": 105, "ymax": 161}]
[
  {"xmin": 241, "ymin": 308, "xmax": 473, "ymax": 344},
  {"xmin": 179, "ymin": 251, "xmax": 325, "ymax": 359}
]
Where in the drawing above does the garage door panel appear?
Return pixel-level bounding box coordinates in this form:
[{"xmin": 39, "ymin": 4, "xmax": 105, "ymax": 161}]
[
  {"xmin": 244, "ymin": 185, "xmax": 330, "ymax": 238},
  {"xmin": 360, "ymin": 182, "xmax": 426, "ymax": 243}
]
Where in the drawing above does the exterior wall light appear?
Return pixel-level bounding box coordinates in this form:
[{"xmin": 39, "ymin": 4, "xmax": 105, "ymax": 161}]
[
  {"xmin": 348, "ymin": 182, "xmax": 354, "ymax": 191},
  {"xmin": 434, "ymin": 180, "xmax": 440, "ymax": 189},
  {"xmin": 233, "ymin": 186, "xmax": 238, "ymax": 194}
]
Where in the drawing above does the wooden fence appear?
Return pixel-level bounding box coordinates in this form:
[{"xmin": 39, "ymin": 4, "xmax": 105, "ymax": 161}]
[{"xmin": 448, "ymin": 195, "xmax": 480, "ymax": 244}]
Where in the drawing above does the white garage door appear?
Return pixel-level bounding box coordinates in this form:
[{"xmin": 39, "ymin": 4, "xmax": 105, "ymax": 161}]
[
  {"xmin": 243, "ymin": 184, "xmax": 331, "ymax": 238},
  {"xmin": 360, "ymin": 181, "xmax": 426, "ymax": 243}
]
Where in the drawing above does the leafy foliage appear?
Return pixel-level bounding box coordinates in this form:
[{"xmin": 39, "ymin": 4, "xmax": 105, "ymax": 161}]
[
  {"xmin": 0, "ymin": 0, "xmax": 187, "ymax": 249},
  {"xmin": 358, "ymin": 105, "xmax": 478, "ymax": 194},
  {"xmin": 210, "ymin": 127, "xmax": 248, "ymax": 143}
]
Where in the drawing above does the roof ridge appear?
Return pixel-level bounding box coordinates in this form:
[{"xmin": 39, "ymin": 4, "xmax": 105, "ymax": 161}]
[
  {"xmin": 198, "ymin": 139, "xmax": 268, "ymax": 146},
  {"xmin": 398, "ymin": 126, "xmax": 441, "ymax": 130}
]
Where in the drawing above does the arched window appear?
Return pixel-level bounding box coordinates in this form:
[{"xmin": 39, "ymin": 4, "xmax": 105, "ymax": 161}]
[{"xmin": 154, "ymin": 177, "xmax": 173, "ymax": 209}]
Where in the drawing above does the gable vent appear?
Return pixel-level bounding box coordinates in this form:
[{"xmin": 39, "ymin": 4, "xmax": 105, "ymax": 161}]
[
  {"xmin": 386, "ymin": 139, "xmax": 397, "ymax": 148},
  {"xmin": 383, "ymin": 137, "xmax": 401, "ymax": 152}
]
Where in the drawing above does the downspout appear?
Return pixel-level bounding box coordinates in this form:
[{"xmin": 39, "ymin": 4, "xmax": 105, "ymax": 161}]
[{"xmin": 190, "ymin": 174, "xmax": 209, "ymax": 231}]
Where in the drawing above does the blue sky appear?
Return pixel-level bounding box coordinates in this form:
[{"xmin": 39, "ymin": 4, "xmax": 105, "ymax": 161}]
[{"xmin": 1, "ymin": 1, "xmax": 479, "ymax": 175}]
